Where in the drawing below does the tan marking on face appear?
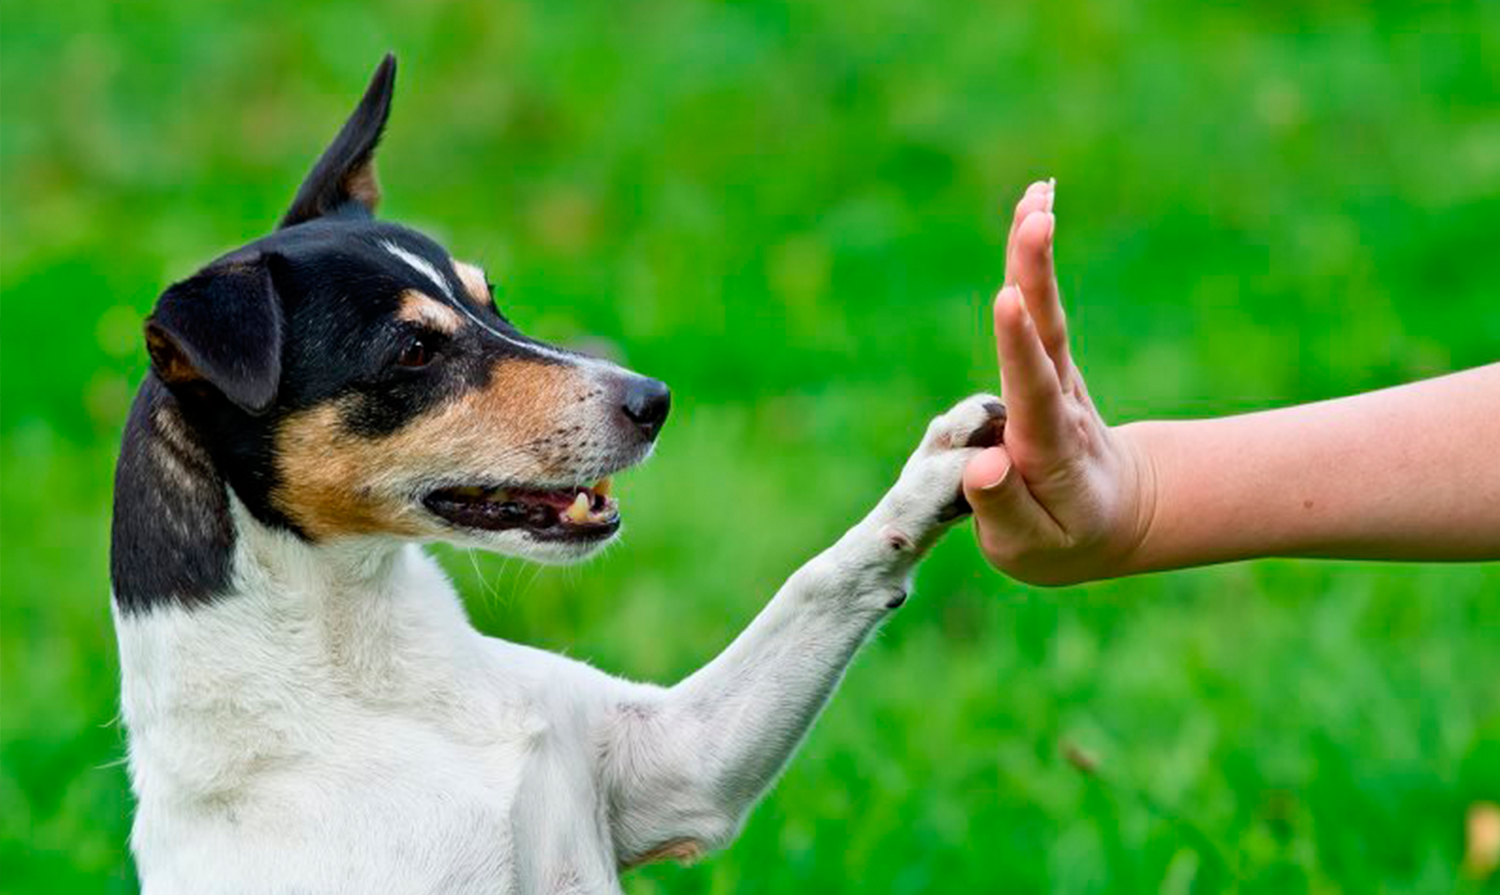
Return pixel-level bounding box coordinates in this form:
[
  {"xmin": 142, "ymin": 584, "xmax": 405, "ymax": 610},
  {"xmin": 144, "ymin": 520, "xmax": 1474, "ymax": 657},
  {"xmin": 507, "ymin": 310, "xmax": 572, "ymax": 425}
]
[
  {"xmin": 271, "ymin": 402, "xmax": 428, "ymax": 540},
  {"xmin": 453, "ymin": 261, "xmax": 491, "ymax": 308},
  {"xmin": 396, "ymin": 289, "xmax": 462, "ymax": 334},
  {"xmin": 273, "ymin": 360, "xmax": 590, "ymax": 539}
]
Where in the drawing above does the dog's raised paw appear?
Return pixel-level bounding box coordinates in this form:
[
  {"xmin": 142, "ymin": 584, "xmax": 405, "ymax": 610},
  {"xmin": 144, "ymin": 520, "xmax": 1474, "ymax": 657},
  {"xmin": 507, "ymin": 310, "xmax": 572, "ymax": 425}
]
[
  {"xmin": 886, "ymin": 394, "xmax": 1005, "ymax": 535},
  {"xmin": 924, "ymin": 395, "xmax": 1006, "ymax": 453}
]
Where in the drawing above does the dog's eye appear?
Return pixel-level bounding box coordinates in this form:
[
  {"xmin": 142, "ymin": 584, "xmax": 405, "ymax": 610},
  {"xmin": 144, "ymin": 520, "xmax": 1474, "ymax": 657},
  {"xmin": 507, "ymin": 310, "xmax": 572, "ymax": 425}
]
[{"xmin": 396, "ymin": 337, "xmax": 434, "ymax": 368}]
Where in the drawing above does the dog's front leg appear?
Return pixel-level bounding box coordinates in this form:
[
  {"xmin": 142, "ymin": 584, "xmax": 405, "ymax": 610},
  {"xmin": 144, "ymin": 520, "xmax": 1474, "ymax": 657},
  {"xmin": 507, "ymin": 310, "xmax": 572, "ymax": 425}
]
[{"xmin": 602, "ymin": 394, "xmax": 1004, "ymax": 867}]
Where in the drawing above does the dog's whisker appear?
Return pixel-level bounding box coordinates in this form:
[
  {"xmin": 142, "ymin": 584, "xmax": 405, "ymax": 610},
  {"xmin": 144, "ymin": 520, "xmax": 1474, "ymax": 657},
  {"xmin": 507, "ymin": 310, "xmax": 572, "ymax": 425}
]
[
  {"xmin": 464, "ymin": 547, "xmax": 499, "ymax": 610},
  {"xmin": 94, "ymin": 753, "xmax": 131, "ymax": 772}
]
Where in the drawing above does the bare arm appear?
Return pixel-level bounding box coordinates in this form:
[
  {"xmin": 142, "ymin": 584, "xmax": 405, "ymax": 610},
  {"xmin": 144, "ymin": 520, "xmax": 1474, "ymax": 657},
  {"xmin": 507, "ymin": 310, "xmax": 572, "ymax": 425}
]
[
  {"xmin": 1122, "ymin": 366, "xmax": 1500, "ymax": 570},
  {"xmin": 963, "ymin": 180, "xmax": 1500, "ymax": 584}
]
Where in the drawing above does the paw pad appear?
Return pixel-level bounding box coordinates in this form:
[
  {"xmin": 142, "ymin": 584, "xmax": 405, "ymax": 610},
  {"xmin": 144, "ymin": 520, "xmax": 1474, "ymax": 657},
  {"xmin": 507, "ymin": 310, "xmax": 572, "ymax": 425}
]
[{"xmin": 963, "ymin": 400, "xmax": 1007, "ymax": 448}]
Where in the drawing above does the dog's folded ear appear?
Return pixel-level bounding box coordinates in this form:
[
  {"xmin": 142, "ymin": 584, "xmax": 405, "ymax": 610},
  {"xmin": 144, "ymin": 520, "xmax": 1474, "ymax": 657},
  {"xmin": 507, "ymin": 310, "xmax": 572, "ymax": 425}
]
[
  {"xmin": 145, "ymin": 255, "xmax": 284, "ymax": 415},
  {"xmin": 279, "ymin": 53, "xmax": 397, "ymax": 229}
]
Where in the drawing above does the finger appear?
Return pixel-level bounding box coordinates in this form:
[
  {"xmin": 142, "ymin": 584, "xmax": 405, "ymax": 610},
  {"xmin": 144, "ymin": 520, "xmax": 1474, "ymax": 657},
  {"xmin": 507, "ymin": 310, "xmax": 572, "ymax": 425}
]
[
  {"xmin": 994, "ymin": 285, "xmax": 1067, "ymax": 456},
  {"xmin": 1005, "ymin": 180, "xmax": 1052, "ymax": 250},
  {"xmin": 1012, "ymin": 207, "xmax": 1071, "ymax": 376},
  {"xmin": 962, "ymin": 446, "xmax": 1063, "ymax": 567},
  {"xmin": 1005, "ymin": 180, "xmax": 1054, "ymax": 285}
]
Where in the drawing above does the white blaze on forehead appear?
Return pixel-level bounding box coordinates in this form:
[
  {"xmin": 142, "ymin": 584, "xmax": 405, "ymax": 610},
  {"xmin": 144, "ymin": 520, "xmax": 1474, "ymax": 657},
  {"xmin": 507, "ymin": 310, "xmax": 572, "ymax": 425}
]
[
  {"xmin": 379, "ymin": 239, "xmax": 604, "ymax": 368},
  {"xmin": 382, "ymin": 240, "xmax": 454, "ymax": 300}
]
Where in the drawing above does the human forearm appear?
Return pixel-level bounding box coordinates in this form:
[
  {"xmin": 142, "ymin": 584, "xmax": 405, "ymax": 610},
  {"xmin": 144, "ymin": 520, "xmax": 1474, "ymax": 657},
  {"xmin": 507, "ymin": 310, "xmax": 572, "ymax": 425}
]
[
  {"xmin": 968, "ymin": 182, "xmax": 1500, "ymax": 584},
  {"xmin": 1119, "ymin": 364, "xmax": 1500, "ymax": 572}
]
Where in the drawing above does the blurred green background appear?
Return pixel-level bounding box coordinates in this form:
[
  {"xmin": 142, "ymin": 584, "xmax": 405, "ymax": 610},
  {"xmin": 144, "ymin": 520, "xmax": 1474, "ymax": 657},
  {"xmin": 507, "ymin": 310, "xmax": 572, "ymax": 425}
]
[{"xmin": 4, "ymin": 0, "xmax": 1499, "ymax": 891}]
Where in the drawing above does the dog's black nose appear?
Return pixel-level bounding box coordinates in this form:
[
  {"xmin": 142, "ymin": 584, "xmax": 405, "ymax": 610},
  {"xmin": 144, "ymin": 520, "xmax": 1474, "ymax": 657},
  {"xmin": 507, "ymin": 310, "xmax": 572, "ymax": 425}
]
[{"xmin": 621, "ymin": 376, "xmax": 671, "ymax": 440}]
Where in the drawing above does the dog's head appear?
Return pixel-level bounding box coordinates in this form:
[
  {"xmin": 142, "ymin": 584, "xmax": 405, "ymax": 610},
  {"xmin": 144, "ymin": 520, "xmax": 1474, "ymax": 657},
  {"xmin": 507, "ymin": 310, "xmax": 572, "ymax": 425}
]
[{"xmin": 142, "ymin": 55, "xmax": 668, "ymax": 564}]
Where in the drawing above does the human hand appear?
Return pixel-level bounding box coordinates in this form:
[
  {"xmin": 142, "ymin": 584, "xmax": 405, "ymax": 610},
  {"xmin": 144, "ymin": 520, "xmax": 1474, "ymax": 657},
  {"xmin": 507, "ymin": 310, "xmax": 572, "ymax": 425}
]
[{"xmin": 962, "ymin": 182, "xmax": 1155, "ymax": 585}]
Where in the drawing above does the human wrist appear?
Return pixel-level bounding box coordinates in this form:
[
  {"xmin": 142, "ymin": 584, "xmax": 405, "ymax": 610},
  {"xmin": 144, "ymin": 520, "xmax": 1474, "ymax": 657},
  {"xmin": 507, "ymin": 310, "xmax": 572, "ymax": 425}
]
[{"xmin": 1109, "ymin": 420, "xmax": 1167, "ymax": 577}]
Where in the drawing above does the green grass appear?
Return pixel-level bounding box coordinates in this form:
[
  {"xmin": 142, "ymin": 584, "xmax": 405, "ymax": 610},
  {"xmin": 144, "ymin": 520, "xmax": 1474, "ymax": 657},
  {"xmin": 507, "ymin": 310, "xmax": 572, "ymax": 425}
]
[{"xmin": 4, "ymin": 1, "xmax": 1499, "ymax": 891}]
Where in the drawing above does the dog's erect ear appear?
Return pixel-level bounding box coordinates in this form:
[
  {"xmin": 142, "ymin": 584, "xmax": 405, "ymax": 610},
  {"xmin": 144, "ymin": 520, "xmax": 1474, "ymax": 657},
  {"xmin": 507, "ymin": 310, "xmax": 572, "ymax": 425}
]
[
  {"xmin": 145, "ymin": 255, "xmax": 284, "ymax": 415},
  {"xmin": 279, "ymin": 53, "xmax": 397, "ymax": 229}
]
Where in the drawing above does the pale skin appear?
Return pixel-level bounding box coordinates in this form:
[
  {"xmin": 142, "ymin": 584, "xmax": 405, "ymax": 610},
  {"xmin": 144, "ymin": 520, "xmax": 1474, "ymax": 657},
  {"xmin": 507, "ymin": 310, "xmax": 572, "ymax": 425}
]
[{"xmin": 962, "ymin": 179, "xmax": 1500, "ymax": 585}]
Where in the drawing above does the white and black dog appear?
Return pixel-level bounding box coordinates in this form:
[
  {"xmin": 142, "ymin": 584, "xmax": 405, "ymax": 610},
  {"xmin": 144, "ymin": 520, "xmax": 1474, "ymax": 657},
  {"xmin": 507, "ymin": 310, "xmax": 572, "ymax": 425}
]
[{"xmin": 111, "ymin": 54, "xmax": 1005, "ymax": 893}]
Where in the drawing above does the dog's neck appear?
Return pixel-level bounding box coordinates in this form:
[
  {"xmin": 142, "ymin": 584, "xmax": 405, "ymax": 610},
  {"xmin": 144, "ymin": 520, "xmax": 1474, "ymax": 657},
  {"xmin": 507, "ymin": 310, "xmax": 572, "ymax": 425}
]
[{"xmin": 111, "ymin": 380, "xmax": 486, "ymax": 797}]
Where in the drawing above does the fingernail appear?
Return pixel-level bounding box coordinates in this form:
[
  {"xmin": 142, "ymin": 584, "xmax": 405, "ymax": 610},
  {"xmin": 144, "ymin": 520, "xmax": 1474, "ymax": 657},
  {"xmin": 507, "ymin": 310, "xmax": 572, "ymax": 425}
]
[
  {"xmin": 1043, "ymin": 211, "xmax": 1056, "ymax": 247},
  {"xmin": 1045, "ymin": 179, "xmax": 1056, "ymax": 212}
]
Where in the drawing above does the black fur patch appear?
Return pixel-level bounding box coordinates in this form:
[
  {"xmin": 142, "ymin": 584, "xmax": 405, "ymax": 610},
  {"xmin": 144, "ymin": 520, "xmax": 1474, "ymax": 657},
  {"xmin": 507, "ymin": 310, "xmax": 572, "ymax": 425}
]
[
  {"xmin": 146, "ymin": 256, "xmax": 284, "ymax": 414},
  {"xmin": 111, "ymin": 378, "xmax": 236, "ymax": 613}
]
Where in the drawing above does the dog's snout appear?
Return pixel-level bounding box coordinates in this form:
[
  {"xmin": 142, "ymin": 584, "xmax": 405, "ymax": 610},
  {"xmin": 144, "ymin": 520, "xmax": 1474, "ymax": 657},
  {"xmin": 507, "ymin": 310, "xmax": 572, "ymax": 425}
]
[{"xmin": 620, "ymin": 376, "xmax": 671, "ymax": 440}]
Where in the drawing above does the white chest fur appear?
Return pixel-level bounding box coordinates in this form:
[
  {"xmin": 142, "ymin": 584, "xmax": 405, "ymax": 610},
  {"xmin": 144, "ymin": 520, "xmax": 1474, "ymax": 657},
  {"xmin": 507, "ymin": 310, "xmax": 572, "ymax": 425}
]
[
  {"xmin": 116, "ymin": 513, "xmax": 621, "ymax": 894},
  {"xmin": 115, "ymin": 394, "xmax": 1004, "ymax": 894}
]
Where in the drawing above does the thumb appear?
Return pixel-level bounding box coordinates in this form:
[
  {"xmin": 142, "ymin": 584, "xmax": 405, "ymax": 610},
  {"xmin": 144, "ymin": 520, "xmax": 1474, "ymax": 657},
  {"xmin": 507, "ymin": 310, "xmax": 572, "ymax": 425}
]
[{"xmin": 962, "ymin": 446, "xmax": 1057, "ymax": 564}]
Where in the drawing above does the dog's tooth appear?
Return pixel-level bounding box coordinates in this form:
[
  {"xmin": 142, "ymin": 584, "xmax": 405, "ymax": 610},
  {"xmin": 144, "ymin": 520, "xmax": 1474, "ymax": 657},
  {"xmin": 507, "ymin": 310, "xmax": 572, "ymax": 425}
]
[
  {"xmin": 594, "ymin": 478, "xmax": 612, "ymax": 497},
  {"xmin": 564, "ymin": 491, "xmax": 591, "ymax": 523}
]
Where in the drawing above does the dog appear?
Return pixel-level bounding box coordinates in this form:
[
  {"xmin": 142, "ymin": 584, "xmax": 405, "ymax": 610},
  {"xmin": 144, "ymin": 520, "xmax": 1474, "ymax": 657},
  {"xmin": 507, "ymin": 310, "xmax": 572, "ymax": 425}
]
[{"xmin": 110, "ymin": 54, "xmax": 1005, "ymax": 894}]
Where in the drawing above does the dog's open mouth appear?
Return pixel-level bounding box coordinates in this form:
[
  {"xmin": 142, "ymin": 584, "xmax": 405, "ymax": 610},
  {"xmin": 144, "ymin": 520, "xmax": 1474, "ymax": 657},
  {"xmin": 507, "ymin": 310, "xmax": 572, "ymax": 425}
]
[{"xmin": 422, "ymin": 479, "xmax": 619, "ymax": 540}]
